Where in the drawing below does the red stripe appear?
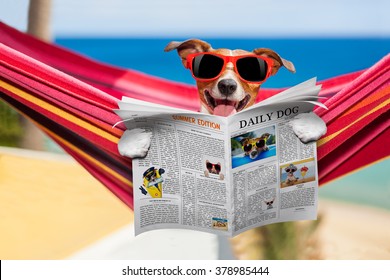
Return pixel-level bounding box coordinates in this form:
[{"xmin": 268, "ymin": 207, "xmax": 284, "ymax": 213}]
[
  {"xmin": 1, "ymin": 22, "xmax": 389, "ymax": 210},
  {"xmin": 0, "ymin": 66, "xmax": 124, "ymax": 134},
  {"xmin": 324, "ymin": 91, "xmax": 389, "ymax": 136},
  {"xmin": 62, "ymin": 143, "xmax": 134, "ymax": 208},
  {"xmin": 320, "ymin": 116, "xmax": 390, "ymax": 185},
  {"xmin": 316, "ymin": 56, "xmax": 390, "ymax": 121},
  {"xmin": 318, "ymin": 101, "xmax": 389, "ymax": 161}
]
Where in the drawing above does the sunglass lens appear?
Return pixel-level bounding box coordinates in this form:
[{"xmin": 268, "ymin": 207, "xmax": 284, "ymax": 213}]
[
  {"xmin": 236, "ymin": 57, "xmax": 268, "ymax": 82},
  {"xmin": 243, "ymin": 144, "xmax": 252, "ymax": 152},
  {"xmin": 206, "ymin": 162, "xmax": 213, "ymax": 169},
  {"xmin": 215, "ymin": 164, "xmax": 221, "ymax": 172},
  {"xmin": 256, "ymin": 140, "xmax": 265, "ymax": 148},
  {"xmin": 192, "ymin": 54, "xmax": 224, "ymax": 79}
]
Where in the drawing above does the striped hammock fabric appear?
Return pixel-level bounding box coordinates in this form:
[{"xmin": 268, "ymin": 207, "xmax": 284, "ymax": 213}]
[{"xmin": 0, "ymin": 22, "xmax": 389, "ymax": 209}]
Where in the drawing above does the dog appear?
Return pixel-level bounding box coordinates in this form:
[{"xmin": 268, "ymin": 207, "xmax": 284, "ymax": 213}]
[
  {"xmin": 204, "ymin": 160, "xmax": 224, "ymax": 180},
  {"xmin": 118, "ymin": 39, "xmax": 326, "ymax": 159},
  {"xmin": 264, "ymin": 198, "xmax": 275, "ymax": 210},
  {"xmin": 205, "ymin": 160, "xmax": 222, "ymax": 175},
  {"xmin": 164, "ymin": 39, "xmax": 295, "ymax": 117},
  {"xmin": 284, "ymin": 163, "xmax": 299, "ymax": 186},
  {"xmin": 240, "ymin": 133, "xmax": 270, "ymax": 159},
  {"xmin": 142, "ymin": 166, "xmax": 165, "ymax": 198}
]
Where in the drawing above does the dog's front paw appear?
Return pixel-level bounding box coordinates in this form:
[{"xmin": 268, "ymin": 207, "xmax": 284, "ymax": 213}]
[
  {"xmin": 289, "ymin": 112, "xmax": 327, "ymax": 144},
  {"xmin": 118, "ymin": 128, "xmax": 153, "ymax": 159}
]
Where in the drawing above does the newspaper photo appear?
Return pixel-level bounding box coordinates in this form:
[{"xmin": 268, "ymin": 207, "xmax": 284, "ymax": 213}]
[{"xmin": 115, "ymin": 78, "xmax": 324, "ymax": 236}]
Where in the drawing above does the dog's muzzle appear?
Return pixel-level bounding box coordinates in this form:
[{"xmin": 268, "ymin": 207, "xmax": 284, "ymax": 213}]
[
  {"xmin": 218, "ymin": 79, "xmax": 237, "ymax": 96},
  {"xmin": 204, "ymin": 89, "xmax": 251, "ymax": 117}
]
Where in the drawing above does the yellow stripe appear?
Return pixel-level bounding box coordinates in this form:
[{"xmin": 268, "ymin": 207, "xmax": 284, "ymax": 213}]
[
  {"xmin": 318, "ymin": 98, "xmax": 390, "ymax": 147},
  {"xmin": 280, "ymin": 157, "xmax": 315, "ymax": 169},
  {"xmin": 1, "ymin": 97, "xmax": 133, "ymax": 189},
  {"xmin": 338, "ymin": 87, "xmax": 390, "ymax": 119},
  {"xmin": 0, "ymin": 80, "xmax": 119, "ymax": 143},
  {"xmin": 1, "ymin": 80, "xmax": 132, "ymax": 188},
  {"xmin": 43, "ymin": 127, "xmax": 133, "ymax": 189}
]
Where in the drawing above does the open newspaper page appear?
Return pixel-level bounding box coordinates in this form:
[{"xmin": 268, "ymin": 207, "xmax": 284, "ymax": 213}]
[
  {"xmin": 115, "ymin": 78, "xmax": 323, "ymax": 237},
  {"xmin": 115, "ymin": 105, "xmax": 234, "ymax": 236},
  {"xmin": 228, "ymin": 79, "xmax": 321, "ymax": 236}
]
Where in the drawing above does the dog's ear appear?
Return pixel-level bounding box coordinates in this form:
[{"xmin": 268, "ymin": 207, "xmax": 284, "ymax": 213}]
[
  {"xmin": 253, "ymin": 48, "xmax": 296, "ymax": 75},
  {"xmin": 240, "ymin": 138, "xmax": 249, "ymax": 145},
  {"xmin": 164, "ymin": 39, "xmax": 213, "ymax": 68}
]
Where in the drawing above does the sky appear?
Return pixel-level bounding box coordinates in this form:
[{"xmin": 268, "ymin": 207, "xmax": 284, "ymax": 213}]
[{"xmin": 1, "ymin": 0, "xmax": 390, "ymax": 38}]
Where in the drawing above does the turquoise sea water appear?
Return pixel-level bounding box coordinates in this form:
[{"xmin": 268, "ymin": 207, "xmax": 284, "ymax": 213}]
[
  {"xmin": 55, "ymin": 37, "xmax": 390, "ymax": 210},
  {"xmin": 56, "ymin": 38, "xmax": 390, "ymax": 88},
  {"xmin": 319, "ymin": 159, "xmax": 389, "ymax": 211},
  {"xmin": 232, "ymin": 145, "xmax": 277, "ymax": 169}
]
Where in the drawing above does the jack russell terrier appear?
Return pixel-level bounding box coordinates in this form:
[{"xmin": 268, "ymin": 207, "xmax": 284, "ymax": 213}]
[
  {"xmin": 241, "ymin": 133, "xmax": 270, "ymax": 160},
  {"xmin": 118, "ymin": 39, "xmax": 327, "ymax": 159},
  {"xmin": 204, "ymin": 160, "xmax": 224, "ymax": 180}
]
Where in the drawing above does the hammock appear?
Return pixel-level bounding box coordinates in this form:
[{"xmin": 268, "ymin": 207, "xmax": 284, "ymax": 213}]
[{"xmin": 0, "ymin": 22, "xmax": 389, "ymax": 209}]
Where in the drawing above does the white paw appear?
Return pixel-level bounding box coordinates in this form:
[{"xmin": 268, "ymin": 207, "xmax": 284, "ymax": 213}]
[
  {"xmin": 118, "ymin": 128, "xmax": 152, "ymax": 158},
  {"xmin": 289, "ymin": 112, "xmax": 327, "ymax": 144}
]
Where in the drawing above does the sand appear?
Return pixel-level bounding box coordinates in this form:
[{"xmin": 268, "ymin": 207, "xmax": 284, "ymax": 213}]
[
  {"xmin": 318, "ymin": 199, "xmax": 390, "ymax": 259},
  {"xmin": 1, "ymin": 147, "xmax": 389, "ymax": 259},
  {"xmin": 0, "ymin": 147, "xmax": 131, "ymax": 259}
]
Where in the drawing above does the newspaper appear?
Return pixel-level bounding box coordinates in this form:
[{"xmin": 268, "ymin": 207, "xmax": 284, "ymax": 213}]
[{"xmin": 115, "ymin": 78, "xmax": 324, "ymax": 236}]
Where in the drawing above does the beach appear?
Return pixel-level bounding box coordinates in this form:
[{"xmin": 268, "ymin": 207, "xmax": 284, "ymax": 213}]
[
  {"xmin": 1, "ymin": 147, "xmax": 389, "ymax": 259},
  {"xmin": 318, "ymin": 199, "xmax": 390, "ymax": 259}
]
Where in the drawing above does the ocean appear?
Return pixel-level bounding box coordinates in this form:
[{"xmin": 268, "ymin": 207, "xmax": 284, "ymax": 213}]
[
  {"xmin": 54, "ymin": 37, "xmax": 390, "ymax": 210},
  {"xmin": 55, "ymin": 38, "xmax": 390, "ymax": 88}
]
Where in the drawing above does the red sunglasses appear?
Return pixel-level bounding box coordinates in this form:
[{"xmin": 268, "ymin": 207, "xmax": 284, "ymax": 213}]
[
  {"xmin": 242, "ymin": 139, "xmax": 266, "ymax": 152},
  {"xmin": 206, "ymin": 162, "xmax": 221, "ymax": 172},
  {"xmin": 186, "ymin": 52, "xmax": 274, "ymax": 83}
]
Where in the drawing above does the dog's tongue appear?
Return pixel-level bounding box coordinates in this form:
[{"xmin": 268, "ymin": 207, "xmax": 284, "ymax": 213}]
[{"xmin": 213, "ymin": 104, "xmax": 237, "ymax": 117}]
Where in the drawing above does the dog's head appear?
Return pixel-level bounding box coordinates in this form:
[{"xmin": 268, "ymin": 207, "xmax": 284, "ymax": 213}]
[
  {"xmin": 265, "ymin": 198, "xmax": 275, "ymax": 207},
  {"xmin": 143, "ymin": 167, "xmax": 164, "ymax": 181},
  {"xmin": 240, "ymin": 133, "xmax": 270, "ymax": 159},
  {"xmin": 284, "ymin": 163, "xmax": 297, "ymax": 175},
  {"xmin": 165, "ymin": 39, "xmax": 295, "ymax": 116},
  {"xmin": 206, "ymin": 160, "xmax": 221, "ymax": 174}
]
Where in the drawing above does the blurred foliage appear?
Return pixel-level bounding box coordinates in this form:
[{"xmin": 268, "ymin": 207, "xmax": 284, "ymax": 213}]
[
  {"xmin": 0, "ymin": 100, "xmax": 23, "ymax": 147},
  {"xmin": 231, "ymin": 217, "xmax": 322, "ymax": 260},
  {"xmin": 259, "ymin": 218, "xmax": 322, "ymax": 259},
  {"xmin": 267, "ymin": 134, "xmax": 276, "ymax": 145},
  {"xmin": 231, "ymin": 138, "xmax": 242, "ymax": 150}
]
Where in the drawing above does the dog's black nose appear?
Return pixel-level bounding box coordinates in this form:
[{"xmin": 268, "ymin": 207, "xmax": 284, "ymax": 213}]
[{"xmin": 218, "ymin": 79, "xmax": 237, "ymax": 96}]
